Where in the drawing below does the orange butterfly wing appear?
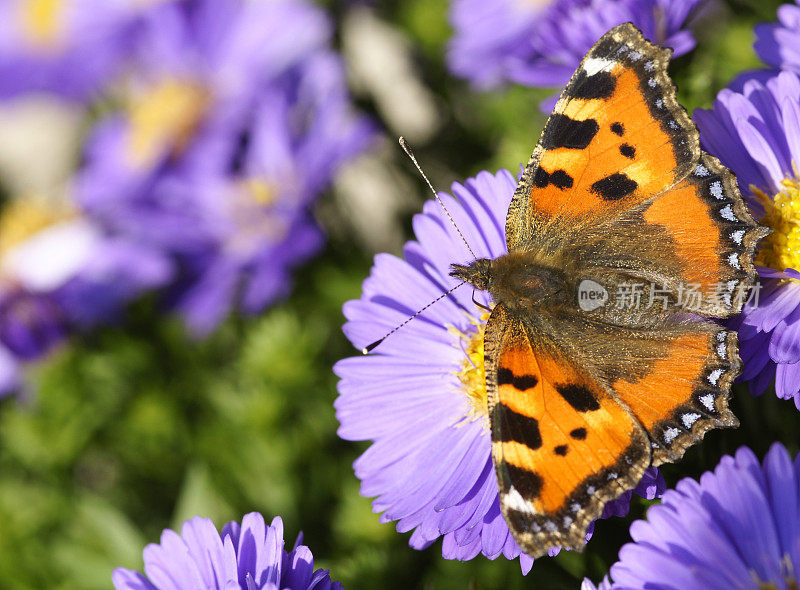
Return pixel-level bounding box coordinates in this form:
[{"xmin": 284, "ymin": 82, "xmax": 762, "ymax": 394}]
[
  {"xmin": 506, "ymin": 23, "xmax": 697, "ymax": 248},
  {"xmin": 639, "ymin": 151, "xmax": 768, "ymax": 316},
  {"xmin": 610, "ymin": 326, "xmax": 739, "ymax": 466},
  {"xmin": 485, "ymin": 305, "xmax": 650, "ymax": 556}
]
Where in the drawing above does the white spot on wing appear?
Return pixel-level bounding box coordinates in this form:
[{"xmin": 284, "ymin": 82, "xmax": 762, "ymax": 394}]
[
  {"xmin": 544, "ymin": 520, "xmax": 557, "ymax": 532},
  {"xmin": 731, "ymin": 230, "xmax": 745, "ymax": 244},
  {"xmin": 629, "ymin": 50, "xmax": 643, "ymax": 61},
  {"xmin": 710, "ymin": 181, "xmax": 724, "ymax": 200},
  {"xmin": 644, "ymin": 60, "xmax": 655, "ymax": 71},
  {"xmin": 717, "ymin": 331, "xmax": 727, "ymax": 341},
  {"xmin": 708, "ymin": 369, "xmax": 724, "ymax": 385},
  {"xmin": 655, "ymin": 98, "xmax": 664, "ymax": 109},
  {"xmin": 695, "ymin": 164, "xmax": 710, "ymax": 176},
  {"xmin": 648, "ymin": 77, "xmax": 657, "ymax": 87},
  {"xmin": 607, "ymin": 472, "xmax": 618, "ymax": 480},
  {"xmin": 717, "ymin": 342, "xmax": 727, "ymax": 358},
  {"xmin": 682, "ymin": 412, "xmax": 701, "ymax": 428},
  {"xmin": 586, "ymin": 485, "xmax": 596, "ymax": 495},
  {"xmin": 583, "ymin": 57, "xmax": 616, "ymax": 76},
  {"xmin": 504, "ymin": 486, "xmax": 534, "ymax": 515},
  {"xmin": 563, "ymin": 516, "xmax": 573, "ymax": 527},
  {"xmin": 720, "ymin": 205, "xmax": 737, "ymax": 221},
  {"xmin": 700, "ymin": 393, "xmax": 715, "ymax": 411},
  {"xmin": 571, "ymin": 502, "xmax": 581, "ymax": 513},
  {"xmin": 728, "ymin": 253, "xmax": 741, "ymax": 269},
  {"xmin": 664, "ymin": 427, "xmax": 680, "ymax": 444}
]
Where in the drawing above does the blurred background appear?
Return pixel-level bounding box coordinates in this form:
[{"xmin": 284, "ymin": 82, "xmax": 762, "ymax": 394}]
[{"xmin": 0, "ymin": 0, "xmax": 796, "ymax": 588}]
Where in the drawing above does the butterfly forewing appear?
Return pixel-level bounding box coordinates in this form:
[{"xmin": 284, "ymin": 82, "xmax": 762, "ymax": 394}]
[
  {"xmin": 506, "ymin": 23, "xmax": 698, "ymax": 250},
  {"xmin": 485, "ymin": 305, "xmax": 650, "ymax": 556}
]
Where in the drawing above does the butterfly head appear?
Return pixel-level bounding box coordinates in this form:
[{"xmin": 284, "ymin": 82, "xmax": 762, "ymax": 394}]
[{"xmin": 450, "ymin": 258, "xmax": 494, "ymax": 291}]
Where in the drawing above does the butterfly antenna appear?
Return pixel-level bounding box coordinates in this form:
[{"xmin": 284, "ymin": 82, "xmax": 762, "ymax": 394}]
[
  {"xmin": 361, "ymin": 280, "xmax": 468, "ymax": 354},
  {"xmin": 399, "ymin": 137, "xmax": 478, "ymax": 261}
]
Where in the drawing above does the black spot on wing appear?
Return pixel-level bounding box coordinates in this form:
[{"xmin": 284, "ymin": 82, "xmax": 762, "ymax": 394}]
[
  {"xmin": 557, "ymin": 384, "xmax": 600, "ymax": 412},
  {"xmin": 611, "ymin": 122, "xmax": 624, "ymax": 136},
  {"xmin": 590, "ymin": 173, "xmax": 638, "ymax": 201},
  {"xmin": 497, "ymin": 368, "xmax": 539, "ymax": 390},
  {"xmin": 570, "ymin": 427, "xmax": 587, "ymax": 440},
  {"xmin": 496, "ymin": 403, "xmax": 542, "ymax": 450},
  {"xmin": 503, "ymin": 464, "xmax": 543, "ymax": 499},
  {"xmin": 569, "ymin": 69, "xmax": 617, "ymax": 100},
  {"xmin": 533, "ymin": 167, "xmax": 574, "ymax": 190},
  {"xmin": 542, "ymin": 114, "xmax": 599, "ymax": 150},
  {"xmin": 619, "ymin": 144, "xmax": 635, "ymax": 159},
  {"xmin": 554, "ymin": 445, "xmax": 568, "ymax": 456}
]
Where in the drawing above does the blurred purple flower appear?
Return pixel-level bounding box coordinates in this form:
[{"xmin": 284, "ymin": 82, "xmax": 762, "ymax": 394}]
[
  {"xmin": 0, "ymin": 0, "xmax": 142, "ymax": 101},
  {"xmin": 0, "ymin": 344, "xmax": 20, "ymax": 396},
  {"xmin": 78, "ymin": 0, "xmax": 373, "ymax": 335},
  {"xmin": 334, "ymin": 169, "xmax": 665, "ymax": 572},
  {"xmin": 113, "ymin": 512, "xmax": 342, "ymax": 590},
  {"xmin": 0, "ymin": 203, "xmax": 172, "ymax": 394},
  {"xmin": 609, "ymin": 443, "xmax": 800, "ymax": 589},
  {"xmin": 755, "ymin": 1, "xmax": 800, "ymax": 73},
  {"xmin": 0, "ymin": 286, "xmax": 67, "ymax": 361},
  {"xmin": 694, "ymin": 70, "xmax": 800, "ymax": 408},
  {"xmin": 581, "ymin": 577, "xmax": 612, "ymax": 590},
  {"xmin": 447, "ymin": 0, "xmax": 703, "ymax": 110},
  {"xmin": 447, "ymin": 0, "xmax": 547, "ymax": 90}
]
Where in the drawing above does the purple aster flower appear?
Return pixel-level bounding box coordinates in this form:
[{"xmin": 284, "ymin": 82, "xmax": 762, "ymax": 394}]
[
  {"xmin": 0, "ymin": 285, "xmax": 67, "ymax": 361},
  {"xmin": 0, "ymin": 0, "xmax": 142, "ymax": 101},
  {"xmin": 447, "ymin": 0, "xmax": 703, "ymax": 109},
  {"xmin": 78, "ymin": 0, "xmax": 373, "ymax": 335},
  {"xmin": 447, "ymin": 0, "xmax": 548, "ymax": 90},
  {"xmin": 334, "ymin": 169, "xmax": 665, "ymax": 571},
  {"xmin": 608, "ymin": 443, "xmax": 800, "ymax": 588},
  {"xmin": 694, "ymin": 70, "xmax": 800, "ymax": 408},
  {"xmin": 0, "ymin": 344, "xmax": 20, "ymax": 396},
  {"xmin": 754, "ymin": 1, "xmax": 800, "ymax": 73},
  {"xmin": 582, "ymin": 577, "xmax": 612, "ymax": 590},
  {"xmin": 113, "ymin": 512, "xmax": 342, "ymax": 590},
  {"xmin": 0, "ymin": 198, "xmax": 172, "ymax": 393}
]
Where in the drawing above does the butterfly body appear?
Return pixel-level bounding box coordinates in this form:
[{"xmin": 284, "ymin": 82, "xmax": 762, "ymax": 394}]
[
  {"xmin": 457, "ymin": 23, "xmax": 768, "ymax": 558},
  {"xmin": 451, "ymin": 254, "xmax": 570, "ymax": 312}
]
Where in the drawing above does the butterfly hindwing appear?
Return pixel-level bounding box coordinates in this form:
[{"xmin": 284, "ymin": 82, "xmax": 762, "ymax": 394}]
[
  {"xmin": 635, "ymin": 151, "xmax": 768, "ymax": 317},
  {"xmin": 606, "ymin": 324, "xmax": 740, "ymax": 466},
  {"xmin": 485, "ymin": 305, "xmax": 650, "ymax": 556}
]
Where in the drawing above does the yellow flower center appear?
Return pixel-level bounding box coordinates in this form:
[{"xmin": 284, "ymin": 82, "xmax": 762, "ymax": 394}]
[
  {"xmin": 753, "ymin": 556, "xmax": 798, "ymax": 590},
  {"xmin": 453, "ymin": 310, "xmax": 492, "ymax": 424},
  {"xmin": 753, "ymin": 175, "xmax": 800, "ymax": 276},
  {"xmin": 127, "ymin": 79, "xmax": 210, "ymax": 168},
  {"xmin": 240, "ymin": 178, "xmax": 278, "ymax": 207},
  {"xmin": 19, "ymin": 0, "xmax": 64, "ymax": 50},
  {"xmin": 0, "ymin": 198, "xmax": 71, "ymax": 260}
]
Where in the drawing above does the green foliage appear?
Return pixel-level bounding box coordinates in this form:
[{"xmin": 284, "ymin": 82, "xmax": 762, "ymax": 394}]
[{"xmin": 1, "ymin": 1, "xmax": 796, "ymax": 588}]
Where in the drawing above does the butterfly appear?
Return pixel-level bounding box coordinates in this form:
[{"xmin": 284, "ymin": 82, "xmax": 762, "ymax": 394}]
[{"xmin": 449, "ymin": 23, "xmax": 768, "ymax": 557}]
